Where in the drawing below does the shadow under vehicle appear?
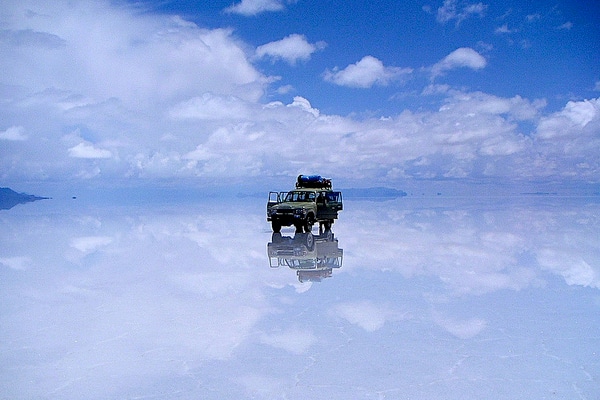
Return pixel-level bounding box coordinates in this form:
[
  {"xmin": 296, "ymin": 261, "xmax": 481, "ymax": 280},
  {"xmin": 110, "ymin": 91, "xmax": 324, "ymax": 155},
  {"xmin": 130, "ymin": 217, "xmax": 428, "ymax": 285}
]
[
  {"xmin": 267, "ymin": 229, "xmax": 343, "ymax": 283},
  {"xmin": 267, "ymin": 175, "xmax": 343, "ymax": 233}
]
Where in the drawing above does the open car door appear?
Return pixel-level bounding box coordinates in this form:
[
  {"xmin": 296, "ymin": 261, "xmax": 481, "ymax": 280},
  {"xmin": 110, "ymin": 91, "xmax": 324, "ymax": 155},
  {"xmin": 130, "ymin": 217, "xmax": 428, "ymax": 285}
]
[{"xmin": 317, "ymin": 191, "xmax": 343, "ymax": 219}]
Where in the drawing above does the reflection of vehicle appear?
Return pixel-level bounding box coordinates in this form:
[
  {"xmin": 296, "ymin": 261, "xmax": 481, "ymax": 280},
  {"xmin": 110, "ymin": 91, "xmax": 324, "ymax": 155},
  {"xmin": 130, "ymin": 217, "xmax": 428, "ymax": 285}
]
[
  {"xmin": 267, "ymin": 229, "xmax": 343, "ymax": 282},
  {"xmin": 267, "ymin": 175, "xmax": 343, "ymax": 233}
]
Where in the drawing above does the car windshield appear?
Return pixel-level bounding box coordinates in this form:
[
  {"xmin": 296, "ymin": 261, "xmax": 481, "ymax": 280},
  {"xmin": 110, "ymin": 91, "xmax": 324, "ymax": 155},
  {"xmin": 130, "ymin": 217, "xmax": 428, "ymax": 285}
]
[{"xmin": 284, "ymin": 191, "xmax": 316, "ymax": 202}]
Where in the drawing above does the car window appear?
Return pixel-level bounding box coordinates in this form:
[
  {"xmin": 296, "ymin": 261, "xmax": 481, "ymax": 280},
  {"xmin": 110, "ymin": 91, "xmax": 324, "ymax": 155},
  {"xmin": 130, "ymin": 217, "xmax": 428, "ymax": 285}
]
[
  {"xmin": 284, "ymin": 191, "xmax": 316, "ymax": 202},
  {"xmin": 326, "ymin": 192, "xmax": 339, "ymax": 202}
]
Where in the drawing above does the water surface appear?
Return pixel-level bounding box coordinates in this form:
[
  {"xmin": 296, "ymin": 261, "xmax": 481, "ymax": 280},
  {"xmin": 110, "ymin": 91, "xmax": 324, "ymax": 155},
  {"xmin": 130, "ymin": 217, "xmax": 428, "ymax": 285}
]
[{"xmin": 1, "ymin": 195, "xmax": 599, "ymax": 399}]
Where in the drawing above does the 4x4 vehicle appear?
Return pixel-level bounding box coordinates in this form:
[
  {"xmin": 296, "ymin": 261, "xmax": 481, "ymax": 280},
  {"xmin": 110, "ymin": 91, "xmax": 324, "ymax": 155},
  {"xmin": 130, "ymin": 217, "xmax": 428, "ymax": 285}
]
[{"xmin": 267, "ymin": 175, "xmax": 343, "ymax": 233}]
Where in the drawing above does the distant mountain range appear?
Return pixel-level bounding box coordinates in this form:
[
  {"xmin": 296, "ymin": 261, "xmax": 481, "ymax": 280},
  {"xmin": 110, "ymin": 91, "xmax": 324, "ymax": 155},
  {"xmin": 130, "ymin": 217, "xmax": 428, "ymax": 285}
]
[
  {"xmin": 1, "ymin": 186, "xmax": 408, "ymax": 209},
  {"xmin": 340, "ymin": 187, "xmax": 407, "ymax": 199},
  {"xmin": 0, "ymin": 187, "xmax": 49, "ymax": 210}
]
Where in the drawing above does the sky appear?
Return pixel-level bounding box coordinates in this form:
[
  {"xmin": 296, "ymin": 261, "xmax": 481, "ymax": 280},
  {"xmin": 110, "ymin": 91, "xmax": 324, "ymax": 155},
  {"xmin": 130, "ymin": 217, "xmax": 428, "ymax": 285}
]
[{"xmin": 1, "ymin": 0, "xmax": 599, "ymax": 193}]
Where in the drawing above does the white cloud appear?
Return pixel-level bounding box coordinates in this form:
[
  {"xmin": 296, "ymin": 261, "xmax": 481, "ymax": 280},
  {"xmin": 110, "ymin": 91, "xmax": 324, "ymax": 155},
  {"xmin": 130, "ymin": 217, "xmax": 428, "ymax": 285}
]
[
  {"xmin": 68, "ymin": 142, "xmax": 112, "ymax": 159},
  {"xmin": 60, "ymin": 91, "xmax": 592, "ymax": 184},
  {"xmin": 324, "ymin": 56, "xmax": 413, "ymax": 88},
  {"xmin": 0, "ymin": 28, "xmax": 66, "ymax": 48},
  {"xmin": 431, "ymin": 47, "xmax": 487, "ymax": 78},
  {"xmin": 224, "ymin": 0, "xmax": 287, "ymax": 16},
  {"xmin": 1, "ymin": 1, "xmax": 265, "ymax": 108},
  {"xmin": 0, "ymin": 125, "xmax": 27, "ymax": 141},
  {"xmin": 438, "ymin": 91, "xmax": 541, "ymax": 120},
  {"xmin": 0, "ymin": 256, "xmax": 31, "ymax": 271},
  {"xmin": 169, "ymin": 93, "xmax": 253, "ymax": 120},
  {"xmin": 536, "ymin": 98, "xmax": 600, "ymax": 139},
  {"xmin": 436, "ymin": 0, "xmax": 487, "ymax": 26},
  {"xmin": 178, "ymin": 124, "xmax": 268, "ymax": 178},
  {"xmin": 562, "ymin": 99, "xmax": 599, "ymax": 127},
  {"xmin": 256, "ymin": 34, "xmax": 326, "ymax": 65},
  {"xmin": 70, "ymin": 236, "xmax": 113, "ymax": 253},
  {"xmin": 287, "ymin": 95, "xmax": 319, "ymax": 117},
  {"xmin": 557, "ymin": 21, "xmax": 573, "ymax": 30},
  {"xmin": 0, "ymin": 1, "xmax": 597, "ymax": 188},
  {"xmin": 422, "ymin": 83, "xmax": 451, "ymax": 95},
  {"xmin": 495, "ymin": 24, "xmax": 518, "ymax": 34},
  {"xmin": 276, "ymin": 84, "xmax": 294, "ymax": 94}
]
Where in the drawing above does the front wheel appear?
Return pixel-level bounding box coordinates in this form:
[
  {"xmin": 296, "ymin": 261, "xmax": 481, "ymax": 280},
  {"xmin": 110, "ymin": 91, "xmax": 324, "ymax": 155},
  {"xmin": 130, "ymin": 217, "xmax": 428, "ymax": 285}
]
[
  {"xmin": 271, "ymin": 220, "xmax": 281, "ymax": 233},
  {"xmin": 304, "ymin": 215, "xmax": 314, "ymax": 233},
  {"xmin": 304, "ymin": 232, "xmax": 314, "ymax": 251}
]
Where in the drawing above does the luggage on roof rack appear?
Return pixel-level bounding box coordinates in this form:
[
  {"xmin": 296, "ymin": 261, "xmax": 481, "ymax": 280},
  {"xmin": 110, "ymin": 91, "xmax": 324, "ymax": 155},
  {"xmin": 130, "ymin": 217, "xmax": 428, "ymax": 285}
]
[{"xmin": 296, "ymin": 175, "xmax": 332, "ymax": 189}]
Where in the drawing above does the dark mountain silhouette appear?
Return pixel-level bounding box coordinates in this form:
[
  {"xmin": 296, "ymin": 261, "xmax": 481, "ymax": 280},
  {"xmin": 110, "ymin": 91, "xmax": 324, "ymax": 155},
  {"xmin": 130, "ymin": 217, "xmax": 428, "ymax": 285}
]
[
  {"xmin": 0, "ymin": 187, "xmax": 49, "ymax": 210},
  {"xmin": 340, "ymin": 187, "xmax": 408, "ymax": 199}
]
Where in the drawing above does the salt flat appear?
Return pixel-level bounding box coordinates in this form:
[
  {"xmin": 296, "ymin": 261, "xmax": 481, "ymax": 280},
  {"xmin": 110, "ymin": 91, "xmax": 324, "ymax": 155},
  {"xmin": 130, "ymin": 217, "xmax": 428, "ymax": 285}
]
[{"xmin": 1, "ymin": 195, "xmax": 598, "ymax": 399}]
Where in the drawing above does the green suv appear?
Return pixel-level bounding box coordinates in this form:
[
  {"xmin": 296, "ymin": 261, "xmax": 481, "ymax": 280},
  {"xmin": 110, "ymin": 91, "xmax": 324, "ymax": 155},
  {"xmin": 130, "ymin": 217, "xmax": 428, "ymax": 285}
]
[{"xmin": 267, "ymin": 175, "xmax": 343, "ymax": 233}]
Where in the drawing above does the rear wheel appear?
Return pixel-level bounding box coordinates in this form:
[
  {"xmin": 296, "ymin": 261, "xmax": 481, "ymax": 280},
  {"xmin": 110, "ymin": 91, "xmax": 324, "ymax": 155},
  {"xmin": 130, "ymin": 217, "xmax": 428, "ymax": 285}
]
[{"xmin": 319, "ymin": 220, "xmax": 332, "ymax": 233}]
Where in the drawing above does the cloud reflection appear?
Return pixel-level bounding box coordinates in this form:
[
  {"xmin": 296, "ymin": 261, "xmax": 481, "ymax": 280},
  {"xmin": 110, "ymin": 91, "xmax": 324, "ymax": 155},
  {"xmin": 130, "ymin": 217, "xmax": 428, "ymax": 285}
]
[
  {"xmin": 1, "ymin": 196, "xmax": 598, "ymax": 398},
  {"xmin": 337, "ymin": 197, "xmax": 600, "ymax": 294}
]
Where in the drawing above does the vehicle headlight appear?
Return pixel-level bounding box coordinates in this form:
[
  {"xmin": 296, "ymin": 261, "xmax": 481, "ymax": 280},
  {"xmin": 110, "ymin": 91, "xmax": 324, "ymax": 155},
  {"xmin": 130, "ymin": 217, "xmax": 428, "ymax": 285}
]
[{"xmin": 294, "ymin": 208, "xmax": 306, "ymax": 216}]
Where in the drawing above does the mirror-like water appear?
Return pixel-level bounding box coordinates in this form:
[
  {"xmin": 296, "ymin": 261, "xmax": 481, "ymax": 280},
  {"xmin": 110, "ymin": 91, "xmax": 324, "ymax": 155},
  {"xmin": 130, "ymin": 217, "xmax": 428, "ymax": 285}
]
[{"xmin": 1, "ymin": 196, "xmax": 599, "ymax": 399}]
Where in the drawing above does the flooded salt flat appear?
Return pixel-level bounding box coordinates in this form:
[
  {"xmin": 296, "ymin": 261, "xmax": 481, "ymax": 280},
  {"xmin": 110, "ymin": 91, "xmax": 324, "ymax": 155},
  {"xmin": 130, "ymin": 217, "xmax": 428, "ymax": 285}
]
[{"xmin": 1, "ymin": 195, "xmax": 599, "ymax": 399}]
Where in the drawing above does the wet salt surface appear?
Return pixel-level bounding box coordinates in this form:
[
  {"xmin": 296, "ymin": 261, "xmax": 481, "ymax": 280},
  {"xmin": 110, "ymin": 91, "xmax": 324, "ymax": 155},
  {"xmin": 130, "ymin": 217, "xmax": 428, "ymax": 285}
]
[{"xmin": 1, "ymin": 195, "xmax": 599, "ymax": 399}]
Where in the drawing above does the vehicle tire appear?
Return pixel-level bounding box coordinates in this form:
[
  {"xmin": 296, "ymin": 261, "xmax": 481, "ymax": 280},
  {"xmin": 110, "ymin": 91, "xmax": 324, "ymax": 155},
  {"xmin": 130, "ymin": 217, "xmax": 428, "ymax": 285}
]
[
  {"xmin": 304, "ymin": 215, "xmax": 314, "ymax": 233},
  {"xmin": 305, "ymin": 232, "xmax": 314, "ymax": 251},
  {"xmin": 272, "ymin": 221, "xmax": 281, "ymax": 233}
]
